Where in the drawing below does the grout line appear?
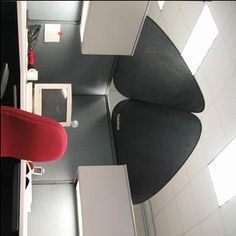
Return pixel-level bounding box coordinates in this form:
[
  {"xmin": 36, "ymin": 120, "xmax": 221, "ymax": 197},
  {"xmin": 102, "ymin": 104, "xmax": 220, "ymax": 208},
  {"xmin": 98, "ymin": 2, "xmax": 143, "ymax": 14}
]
[
  {"xmin": 153, "ymin": 167, "xmax": 220, "ymax": 223},
  {"xmin": 205, "ymin": 57, "xmax": 236, "ymax": 102},
  {"xmin": 185, "ymin": 151, "xmax": 208, "ymax": 181},
  {"xmin": 174, "ymin": 191, "xmax": 185, "ymax": 235},
  {"xmin": 219, "ymin": 6, "xmax": 236, "ymax": 66},
  {"xmin": 222, "ymin": 33, "xmax": 236, "ymax": 66},
  {"xmin": 210, "ymin": 72, "xmax": 236, "ymax": 143},
  {"xmin": 163, "ymin": 3, "xmax": 180, "ymax": 35},
  {"xmin": 209, "ymin": 1, "xmax": 236, "ymax": 32},
  {"xmin": 152, "ymin": 151, "xmax": 220, "ymax": 219},
  {"xmin": 218, "ymin": 196, "xmax": 236, "ymax": 236},
  {"xmin": 218, "ymin": 208, "xmax": 229, "ymax": 236},
  {"xmin": 196, "ymin": 66, "xmax": 215, "ymax": 113},
  {"xmin": 182, "ymin": 208, "xmax": 220, "ymax": 235}
]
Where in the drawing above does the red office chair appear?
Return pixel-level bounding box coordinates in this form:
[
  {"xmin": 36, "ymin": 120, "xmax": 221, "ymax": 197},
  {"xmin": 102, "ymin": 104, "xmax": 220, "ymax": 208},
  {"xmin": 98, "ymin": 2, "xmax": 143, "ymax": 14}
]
[{"xmin": 1, "ymin": 106, "xmax": 67, "ymax": 162}]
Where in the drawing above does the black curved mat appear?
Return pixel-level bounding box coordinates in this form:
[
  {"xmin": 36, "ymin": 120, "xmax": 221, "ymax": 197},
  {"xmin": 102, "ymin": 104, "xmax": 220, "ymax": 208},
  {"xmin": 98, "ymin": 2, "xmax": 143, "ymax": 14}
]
[
  {"xmin": 112, "ymin": 100, "xmax": 202, "ymax": 204},
  {"xmin": 114, "ymin": 17, "xmax": 205, "ymax": 113}
]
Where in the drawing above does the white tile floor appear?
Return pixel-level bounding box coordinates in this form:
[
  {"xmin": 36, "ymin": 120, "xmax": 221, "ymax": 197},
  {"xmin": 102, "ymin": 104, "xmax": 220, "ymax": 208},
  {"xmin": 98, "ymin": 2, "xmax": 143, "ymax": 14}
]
[
  {"xmin": 162, "ymin": 1, "xmax": 179, "ymax": 34},
  {"xmin": 169, "ymin": 8, "xmax": 189, "ymax": 52},
  {"xmin": 215, "ymin": 74, "xmax": 236, "ymax": 143},
  {"xmin": 195, "ymin": 67, "xmax": 214, "ymax": 110},
  {"xmin": 220, "ymin": 197, "xmax": 236, "ymax": 236},
  {"xmin": 176, "ymin": 185, "xmax": 198, "ymax": 232},
  {"xmin": 222, "ymin": 8, "xmax": 236, "ymax": 64},
  {"xmin": 202, "ymin": 35, "xmax": 236, "ymax": 99},
  {"xmin": 200, "ymin": 211, "xmax": 225, "ymax": 236},
  {"xmin": 164, "ymin": 199, "xmax": 183, "ymax": 236},
  {"xmin": 183, "ymin": 225, "xmax": 202, "ymax": 236},
  {"xmin": 179, "ymin": 1, "xmax": 203, "ymax": 32},
  {"xmin": 108, "ymin": 1, "xmax": 236, "ymax": 236},
  {"xmin": 148, "ymin": 1, "xmax": 236, "ymax": 236},
  {"xmin": 185, "ymin": 144, "xmax": 205, "ymax": 180},
  {"xmin": 151, "ymin": 192, "xmax": 165, "ymax": 217},
  {"xmin": 190, "ymin": 168, "xmax": 218, "ymax": 222},
  {"xmin": 201, "ymin": 104, "xmax": 227, "ymax": 163},
  {"xmin": 171, "ymin": 165, "xmax": 189, "ymax": 195}
]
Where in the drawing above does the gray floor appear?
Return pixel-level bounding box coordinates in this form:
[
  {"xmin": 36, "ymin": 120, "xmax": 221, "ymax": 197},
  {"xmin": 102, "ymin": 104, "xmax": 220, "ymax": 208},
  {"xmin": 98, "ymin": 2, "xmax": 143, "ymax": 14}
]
[
  {"xmin": 28, "ymin": 184, "xmax": 78, "ymax": 236},
  {"xmin": 32, "ymin": 95, "xmax": 114, "ymax": 183},
  {"xmin": 108, "ymin": 82, "xmax": 151, "ymax": 236},
  {"xmin": 29, "ymin": 95, "xmax": 115, "ymax": 236},
  {"xmin": 28, "ymin": 94, "xmax": 148, "ymax": 236}
]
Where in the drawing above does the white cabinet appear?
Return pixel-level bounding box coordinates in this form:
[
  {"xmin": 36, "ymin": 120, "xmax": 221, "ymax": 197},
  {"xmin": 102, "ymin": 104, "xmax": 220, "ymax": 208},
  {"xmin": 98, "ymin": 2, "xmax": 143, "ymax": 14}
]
[
  {"xmin": 76, "ymin": 165, "xmax": 137, "ymax": 236},
  {"xmin": 80, "ymin": 1, "xmax": 150, "ymax": 55}
]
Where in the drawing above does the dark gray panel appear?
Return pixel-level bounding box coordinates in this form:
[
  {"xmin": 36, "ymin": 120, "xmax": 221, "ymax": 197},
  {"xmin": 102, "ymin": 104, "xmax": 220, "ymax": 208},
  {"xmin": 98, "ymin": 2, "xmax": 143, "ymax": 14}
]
[
  {"xmin": 114, "ymin": 17, "xmax": 205, "ymax": 112},
  {"xmin": 28, "ymin": 184, "xmax": 78, "ymax": 236},
  {"xmin": 1, "ymin": 1, "xmax": 20, "ymax": 107},
  {"xmin": 31, "ymin": 23, "xmax": 114, "ymax": 95},
  {"xmin": 33, "ymin": 95, "xmax": 114, "ymax": 182},
  {"xmin": 27, "ymin": 1, "xmax": 82, "ymax": 22},
  {"xmin": 112, "ymin": 100, "xmax": 201, "ymax": 204}
]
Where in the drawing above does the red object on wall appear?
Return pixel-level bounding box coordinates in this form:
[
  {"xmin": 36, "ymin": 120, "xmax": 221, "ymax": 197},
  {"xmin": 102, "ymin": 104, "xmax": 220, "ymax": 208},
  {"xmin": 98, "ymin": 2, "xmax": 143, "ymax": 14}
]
[
  {"xmin": 28, "ymin": 49, "xmax": 35, "ymax": 66},
  {"xmin": 0, "ymin": 106, "xmax": 67, "ymax": 162},
  {"xmin": 58, "ymin": 31, "xmax": 64, "ymax": 36}
]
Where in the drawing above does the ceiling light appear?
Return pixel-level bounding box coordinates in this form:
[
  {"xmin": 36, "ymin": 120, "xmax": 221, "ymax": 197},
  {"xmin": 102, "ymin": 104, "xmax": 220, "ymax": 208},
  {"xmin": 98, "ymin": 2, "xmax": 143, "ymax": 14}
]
[
  {"xmin": 158, "ymin": 1, "xmax": 165, "ymax": 11},
  {"xmin": 181, "ymin": 5, "xmax": 219, "ymax": 75},
  {"xmin": 208, "ymin": 138, "xmax": 236, "ymax": 206}
]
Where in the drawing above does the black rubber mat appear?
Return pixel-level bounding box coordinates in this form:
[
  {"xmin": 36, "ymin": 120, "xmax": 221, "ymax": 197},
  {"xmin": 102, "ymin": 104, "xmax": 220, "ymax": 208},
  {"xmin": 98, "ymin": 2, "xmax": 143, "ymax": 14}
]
[
  {"xmin": 112, "ymin": 100, "xmax": 202, "ymax": 204},
  {"xmin": 114, "ymin": 17, "xmax": 205, "ymax": 113}
]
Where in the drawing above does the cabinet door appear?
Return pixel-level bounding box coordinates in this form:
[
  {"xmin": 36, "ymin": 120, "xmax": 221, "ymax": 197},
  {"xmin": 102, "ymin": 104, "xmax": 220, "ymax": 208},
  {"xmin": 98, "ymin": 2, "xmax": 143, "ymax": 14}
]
[
  {"xmin": 76, "ymin": 165, "xmax": 137, "ymax": 236},
  {"xmin": 80, "ymin": 1, "xmax": 150, "ymax": 55}
]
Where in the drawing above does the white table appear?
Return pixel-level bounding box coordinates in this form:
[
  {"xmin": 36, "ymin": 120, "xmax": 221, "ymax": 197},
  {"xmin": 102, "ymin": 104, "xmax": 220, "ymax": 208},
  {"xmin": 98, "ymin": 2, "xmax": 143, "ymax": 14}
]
[{"xmin": 17, "ymin": 2, "xmax": 32, "ymax": 236}]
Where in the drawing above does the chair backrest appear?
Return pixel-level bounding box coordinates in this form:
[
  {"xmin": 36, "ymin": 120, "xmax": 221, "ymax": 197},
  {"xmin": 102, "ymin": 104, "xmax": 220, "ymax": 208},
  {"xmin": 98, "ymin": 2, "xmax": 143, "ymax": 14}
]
[{"xmin": 1, "ymin": 106, "xmax": 67, "ymax": 162}]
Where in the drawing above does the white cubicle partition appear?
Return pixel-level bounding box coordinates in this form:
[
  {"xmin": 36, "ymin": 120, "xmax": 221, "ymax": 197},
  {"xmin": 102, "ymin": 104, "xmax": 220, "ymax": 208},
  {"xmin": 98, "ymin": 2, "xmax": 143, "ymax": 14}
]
[
  {"xmin": 76, "ymin": 165, "xmax": 137, "ymax": 236},
  {"xmin": 80, "ymin": 1, "xmax": 150, "ymax": 55},
  {"xmin": 17, "ymin": 2, "xmax": 30, "ymax": 236},
  {"xmin": 17, "ymin": 1, "xmax": 28, "ymax": 111}
]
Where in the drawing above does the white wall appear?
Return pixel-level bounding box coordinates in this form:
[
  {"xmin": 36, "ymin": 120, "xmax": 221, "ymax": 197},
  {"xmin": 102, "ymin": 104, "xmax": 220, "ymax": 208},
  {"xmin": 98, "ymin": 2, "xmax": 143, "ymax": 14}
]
[
  {"xmin": 108, "ymin": 81, "xmax": 127, "ymax": 113},
  {"xmin": 148, "ymin": 1, "xmax": 236, "ymax": 236}
]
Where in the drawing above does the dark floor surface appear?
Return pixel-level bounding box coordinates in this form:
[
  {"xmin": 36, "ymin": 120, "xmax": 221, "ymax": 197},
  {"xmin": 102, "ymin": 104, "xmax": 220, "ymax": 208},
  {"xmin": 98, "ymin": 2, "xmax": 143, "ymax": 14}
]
[{"xmin": 1, "ymin": 2, "xmax": 21, "ymax": 235}]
